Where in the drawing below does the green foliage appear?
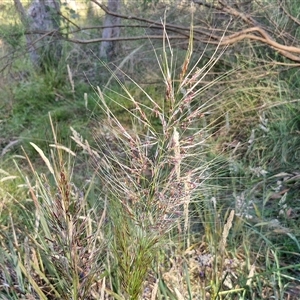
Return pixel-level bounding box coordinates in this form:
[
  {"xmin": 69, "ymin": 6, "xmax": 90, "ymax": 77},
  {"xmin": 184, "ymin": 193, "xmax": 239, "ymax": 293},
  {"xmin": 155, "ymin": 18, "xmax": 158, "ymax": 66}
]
[
  {"xmin": 61, "ymin": 2, "xmax": 80, "ymax": 22},
  {"xmin": 0, "ymin": 23, "xmax": 24, "ymax": 49},
  {"xmin": 142, "ymin": 0, "xmax": 159, "ymax": 10},
  {"xmin": 1, "ymin": 2, "xmax": 300, "ymax": 299},
  {"xmin": 110, "ymin": 200, "xmax": 159, "ymax": 299}
]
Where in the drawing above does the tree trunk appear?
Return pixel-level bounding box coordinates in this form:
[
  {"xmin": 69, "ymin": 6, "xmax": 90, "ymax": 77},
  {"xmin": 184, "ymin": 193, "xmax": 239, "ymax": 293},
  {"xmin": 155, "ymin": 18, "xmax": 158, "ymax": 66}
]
[
  {"xmin": 99, "ymin": 0, "xmax": 121, "ymax": 60},
  {"xmin": 14, "ymin": 0, "xmax": 61, "ymax": 69}
]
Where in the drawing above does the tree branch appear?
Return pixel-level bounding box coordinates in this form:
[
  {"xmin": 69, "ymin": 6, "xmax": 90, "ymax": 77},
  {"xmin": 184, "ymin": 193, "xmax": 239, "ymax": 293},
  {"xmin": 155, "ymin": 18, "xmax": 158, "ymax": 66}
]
[
  {"xmin": 89, "ymin": 0, "xmax": 300, "ymax": 62},
  {"xmin": 64, "ymin": 35, "xmax": 189, "ymax": 44},
  {"xmin": 229, "ymin": 28, "xmax": 299, "ymax": 61},
  {"xmin": 18, "ymin": 0, "xmax": 300, "ymax": 64}
]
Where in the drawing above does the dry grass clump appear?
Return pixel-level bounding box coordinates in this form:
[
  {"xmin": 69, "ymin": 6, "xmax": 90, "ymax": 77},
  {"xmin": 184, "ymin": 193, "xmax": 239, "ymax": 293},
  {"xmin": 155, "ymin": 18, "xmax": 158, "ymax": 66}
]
[
  {"xmin": 0, "ymin": 120, "xmax": 110, "ymax": 299},
  {"xmin": 68, "ymin": 27, "xmax": 230, "ymax": 298},
  {"xmin": 1, "ymin": 24, "xmax": 299, "ymax": 300}
]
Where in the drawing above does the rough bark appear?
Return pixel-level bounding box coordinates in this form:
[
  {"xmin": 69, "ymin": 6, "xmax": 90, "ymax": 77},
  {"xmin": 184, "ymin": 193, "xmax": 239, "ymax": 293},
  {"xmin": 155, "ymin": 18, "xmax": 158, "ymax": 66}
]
[
  {"xmin": 14, "ymin": 0, "xmax": 61, "ymax": 68},
  {"xmin": 99, "ymin": 0, "xmax": 121, "ymax": 60}
]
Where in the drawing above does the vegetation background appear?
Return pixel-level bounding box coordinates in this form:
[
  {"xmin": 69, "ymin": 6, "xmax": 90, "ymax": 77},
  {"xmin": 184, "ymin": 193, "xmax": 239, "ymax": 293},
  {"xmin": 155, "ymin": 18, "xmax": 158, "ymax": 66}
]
[{"xmin": 0, "ymin": 0, "xmax": 300, "ymax": 299}]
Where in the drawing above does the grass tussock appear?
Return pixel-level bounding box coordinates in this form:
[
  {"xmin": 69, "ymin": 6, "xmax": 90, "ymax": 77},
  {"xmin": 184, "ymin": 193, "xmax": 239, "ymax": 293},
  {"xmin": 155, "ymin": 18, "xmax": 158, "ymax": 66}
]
[{"xmin": 0, "ymin": 27, "xmax": 300, "ymax": 300}]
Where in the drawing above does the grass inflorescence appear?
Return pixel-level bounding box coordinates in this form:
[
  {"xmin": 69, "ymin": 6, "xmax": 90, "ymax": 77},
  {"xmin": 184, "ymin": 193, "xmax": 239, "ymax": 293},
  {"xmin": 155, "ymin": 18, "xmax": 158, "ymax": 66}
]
[{"xmin": 1, "ymin": 25, "xmax": 300, "ymax": 300}]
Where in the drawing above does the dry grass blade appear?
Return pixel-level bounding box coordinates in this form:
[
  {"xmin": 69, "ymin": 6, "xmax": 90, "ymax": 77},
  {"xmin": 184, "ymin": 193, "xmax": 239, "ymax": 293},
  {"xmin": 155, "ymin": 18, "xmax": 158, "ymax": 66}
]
[
  {"xmin": 49, "ymin": 144, "xmax": 76, "ymax": 156},
  {"xmin": 219, "ymin": 210, "xmax": 235, "ymax": 254},
  {"xmin": 29, "ymin": 142, "xmax": 54, "ymax": 175}
]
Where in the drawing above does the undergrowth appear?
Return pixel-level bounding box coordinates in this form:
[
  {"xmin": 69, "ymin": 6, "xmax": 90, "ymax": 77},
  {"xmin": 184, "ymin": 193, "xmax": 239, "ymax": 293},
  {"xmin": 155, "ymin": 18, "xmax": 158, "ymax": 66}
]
[{"xmin": 0, "ymin": 25, "xmax": 300, "ymax": 300}]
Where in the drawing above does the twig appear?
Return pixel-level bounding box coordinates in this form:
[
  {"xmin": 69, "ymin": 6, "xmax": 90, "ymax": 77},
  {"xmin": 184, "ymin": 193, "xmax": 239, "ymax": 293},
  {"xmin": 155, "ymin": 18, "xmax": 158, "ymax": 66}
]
[{"xmin": 1, "ymin": 140, "xmax": 20, "ymax": 157}]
